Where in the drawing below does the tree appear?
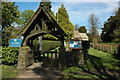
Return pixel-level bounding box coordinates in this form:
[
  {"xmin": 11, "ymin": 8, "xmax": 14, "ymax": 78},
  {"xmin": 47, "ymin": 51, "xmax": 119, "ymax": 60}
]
[
  {"xmin": 2, "ymin": 2, "xmax": 20, "ymax": 30},
  {"xmin": 19, "ymin": 10, "xmax": 34, "ymax": 26},
  {"xmin": 88, "ymin": 13, "xmax": 100, "ymax": 43},
  {"xmin": 2, "ymin": 2, "xmax": 20, "ymax": 46},
  {"xmin": 74, "ymin": 24, "xmax": 79, "ymax": 30},
  {"xmin": 40, "ymin": 0, "xmax": 52, "ymax": 12},
  {"xmin": 40, "ymin": 0, "xmax": 54, "ymax": 18},
  {"xmin": 56, "ymin": 4, "xmax": 74, "ymax": 40},
  {"xmin": 101, "ymin": 8, "xmax": 120, "ymax": 43},
  {"xmin": 78, "ymin": 26, "xmax": 87, "ymax": 33},
  {"xmin": 113, "ymin": 8, "xmax": 118, "ymax": 15}
]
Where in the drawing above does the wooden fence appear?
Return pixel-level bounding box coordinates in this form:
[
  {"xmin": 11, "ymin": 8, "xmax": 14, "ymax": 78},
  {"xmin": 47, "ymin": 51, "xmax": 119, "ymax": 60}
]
[
  {"xmin": 91, "ymin": 43, "xmax": 120, "ymax": 54},
  {"xmin": 40, "ymin": 51, "xmax": 59, "ymax": 69}
]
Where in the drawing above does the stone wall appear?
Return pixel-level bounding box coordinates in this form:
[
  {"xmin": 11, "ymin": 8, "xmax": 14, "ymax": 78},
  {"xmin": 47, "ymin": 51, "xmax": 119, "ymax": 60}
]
[{"xmin": 17, "ymin": 46, "xmax": 34, "ymax": 69}]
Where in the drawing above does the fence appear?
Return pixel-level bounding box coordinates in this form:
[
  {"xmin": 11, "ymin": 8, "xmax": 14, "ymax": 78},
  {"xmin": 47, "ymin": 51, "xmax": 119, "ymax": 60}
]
[
  {"xmin": 91, "ymin": 43, "xmax": 120, "ymax": 55},
  {"xmin": 39, "ymin": 51, "xmax": 59, "ymax": 69}
]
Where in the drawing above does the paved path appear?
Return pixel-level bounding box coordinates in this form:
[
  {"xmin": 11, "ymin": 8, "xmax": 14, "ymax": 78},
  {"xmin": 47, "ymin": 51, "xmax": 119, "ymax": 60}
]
[{"xmin": 17, "ymin": 63, "xmax": 62, "ymax": 78}]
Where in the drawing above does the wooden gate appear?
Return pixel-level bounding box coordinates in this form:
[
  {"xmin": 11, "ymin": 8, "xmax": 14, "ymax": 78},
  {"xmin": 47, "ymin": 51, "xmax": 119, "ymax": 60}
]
[{"xmin": 40, "ymin": 51, "xmax": 59, "ymax": 68}]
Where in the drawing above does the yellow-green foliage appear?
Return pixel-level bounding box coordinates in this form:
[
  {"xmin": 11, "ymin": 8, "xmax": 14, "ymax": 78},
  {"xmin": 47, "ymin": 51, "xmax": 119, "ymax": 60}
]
[
  {"xmin": 43, "ymin": 34, "xmax": 58, "ymax": 40},
  {"xmin": 57, "ymin": 4, "xmax": 74, "ymax": 40},
  {"xmin": 2, "ymin": 47, "xmax": 18, "ymax": 65},
  {"xmin": 42, "ymin": 41, "xmax": 61, "ymax": 53},
  {"xmin": 33, "ymin": 40, "xmax": 61, "ymax": 53}
]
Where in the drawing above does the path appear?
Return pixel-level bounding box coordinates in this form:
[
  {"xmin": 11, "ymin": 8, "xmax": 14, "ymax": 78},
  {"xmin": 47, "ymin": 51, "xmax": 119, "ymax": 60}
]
[{"xmin": 17, "ymin": 62, "xmax": 62, "ymax": 78}]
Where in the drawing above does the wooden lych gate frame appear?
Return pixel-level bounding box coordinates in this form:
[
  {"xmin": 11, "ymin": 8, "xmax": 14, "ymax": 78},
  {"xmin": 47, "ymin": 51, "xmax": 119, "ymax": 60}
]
[{"xmin": 17, "ymin": 4, "xmax": 67, "ymax": 69}]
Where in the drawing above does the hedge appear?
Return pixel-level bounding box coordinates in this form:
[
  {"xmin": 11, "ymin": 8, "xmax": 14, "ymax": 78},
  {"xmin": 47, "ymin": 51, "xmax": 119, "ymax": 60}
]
[
  {"xmin": 33, "ymin": 40, "xmax": 61, "ymax": 53},
  {"xmin": 2, "ymin": 47, "xmax": 19, "ymax": 65},
  {"xmin": 2, "ymin": 40, "xmax": 61, "ymax": 65}
]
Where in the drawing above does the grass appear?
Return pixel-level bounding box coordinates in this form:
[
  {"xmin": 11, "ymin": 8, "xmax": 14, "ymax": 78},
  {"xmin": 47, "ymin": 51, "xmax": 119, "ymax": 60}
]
[
  {"xmin": 2, "ymin": 65, "xmax": 18, "ymax": 78},
  {"xmin": 61, "ymin": 48, "xmax": 120, "ymax": 79},
  {"xmin": 98, "ymin": 43, "xmax": 119, "ymax": 45},
  {"xmin": 89, "ymin": 48, "xmax": 120, "ymax": 69},
  {"xmin": 62, "ymin": 66, "xmax": 107, "ymax": 79}
]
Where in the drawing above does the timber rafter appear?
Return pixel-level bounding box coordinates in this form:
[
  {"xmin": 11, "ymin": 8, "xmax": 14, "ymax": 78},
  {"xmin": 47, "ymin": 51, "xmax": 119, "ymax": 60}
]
[
  {"xmin": 18, "ymin": 4, "xmax": 66, "ymax": 37},
  {"xmin": 18, "ymin": 4, "xmax": 66, "ymax": 46}
]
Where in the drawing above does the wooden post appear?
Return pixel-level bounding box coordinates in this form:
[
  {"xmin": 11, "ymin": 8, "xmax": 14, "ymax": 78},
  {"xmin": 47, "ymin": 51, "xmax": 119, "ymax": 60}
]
[
  {"xmin": 31, "ymin": 40, "xmax": 33, "ymax": 47},
  {"xmin": 117, "ymin": 45, "xmax": 120, "ymax": 59},
  {"xmin": 51, "ymin": 53, "xmax": 53, "ymax": 58},
  {"xmin": 47, "ymin": 52, "xmax": 49, "ymax": 58},
  {"xmin": 23, "ymin": 39, "xmax": 27, "ymax": 47},
  {"xmin": 58, "ymin": 39, "xmax": 66, "ymax": 69},
  {"xmin": 55, "ymin": 52, "xmax": 57, "ymax": 59}
]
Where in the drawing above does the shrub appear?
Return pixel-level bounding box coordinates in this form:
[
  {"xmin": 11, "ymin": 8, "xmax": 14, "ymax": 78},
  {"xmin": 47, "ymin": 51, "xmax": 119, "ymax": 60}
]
[
  {"xmin": 42, "ymin": 41, "xmax": 61, "ymax": 53},
  {"xmin": 2, "ymin": 47, "xmax": 19, "ymax": 65},
  {"xmin": 43, "ymin": 34, "xmax": 58, "ymax": 40},
  {"xmin": 33, "ymin": 40, "xmax": 61, "ymax": 53}
]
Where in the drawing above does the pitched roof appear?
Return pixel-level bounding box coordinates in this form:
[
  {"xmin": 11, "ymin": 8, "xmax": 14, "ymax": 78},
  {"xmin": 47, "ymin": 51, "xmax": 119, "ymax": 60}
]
[
  {"xmin": 74, "ymin": 30, "xmax": 89, "ymax": 41},
  {"xmin": 18, "ymin": 4, "xmax": 66, "ymax": 37},
  {"xmin": 74, "ymin": 30, "xmax": 81, "ymax": 38}
]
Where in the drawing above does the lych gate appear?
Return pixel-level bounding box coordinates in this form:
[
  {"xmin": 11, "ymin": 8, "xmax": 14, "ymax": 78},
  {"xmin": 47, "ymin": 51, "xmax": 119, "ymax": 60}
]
[{"xmin": 17, "ymin": 4, "xmax": 66, "ymax": 69}]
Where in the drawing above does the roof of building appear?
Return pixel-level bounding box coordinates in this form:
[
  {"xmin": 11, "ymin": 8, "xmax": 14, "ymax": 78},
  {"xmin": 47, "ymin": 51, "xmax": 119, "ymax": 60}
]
[
  {"xmin": 74, "ymin": 30, "xmax": 89, "ymax": 41},
  {"xmin": 18, "ymin": 4, "xmax": 66, "ymax": 38}
]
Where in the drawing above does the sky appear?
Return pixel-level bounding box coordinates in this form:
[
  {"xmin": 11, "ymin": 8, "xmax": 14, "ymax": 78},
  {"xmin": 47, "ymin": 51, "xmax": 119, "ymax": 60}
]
[{"xmin": 13, "ymin": 0, "xmax": 119, "ymax": 31}]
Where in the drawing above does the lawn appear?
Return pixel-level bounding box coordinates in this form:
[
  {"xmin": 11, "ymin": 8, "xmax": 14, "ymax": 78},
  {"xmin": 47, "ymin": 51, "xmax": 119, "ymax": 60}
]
[
  {"xmin": 2, "ymin": 65, "xmax": 18, "ymax": 78},
  {"xmin": 89, "ymin": 48, "xmax": 120, "ymax": 69},
  {"xmin": 61, "ymin": 48, "xmax": 120, "ymax": 79},
  {"xmin": 98, "ymin": 43, "xmax": 119, "ymax": 45}
]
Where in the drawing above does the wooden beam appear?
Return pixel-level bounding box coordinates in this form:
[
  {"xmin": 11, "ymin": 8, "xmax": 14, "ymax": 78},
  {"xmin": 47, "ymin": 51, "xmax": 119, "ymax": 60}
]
[
  {"xmin": 49, "ymin": 31, "xmax": 62, "ymax": 39},
  {"xmin": 26, "ymin": 30, "xmax": 51, "ymax": 40},
  {"xmin": 18, "ymin": 7, "xmax": 42, "ymax": 35},
  {"xmin": 36, "ymin": 24, "xmax": 41, "ymax": 30},
  {"xmin": 30, "ymin": 30, "xmax": 51, "ymax": 35},
  {"xmin": 37, "ymin": 19, "xmax": 42, "ymax": 30},
  {"xmin": 42, "ymin": 8, "xmax": 66, "ymax": 37}
]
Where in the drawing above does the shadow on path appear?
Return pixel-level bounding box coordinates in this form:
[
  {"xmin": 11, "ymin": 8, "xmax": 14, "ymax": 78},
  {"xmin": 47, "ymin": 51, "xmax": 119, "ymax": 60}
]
[{"xmin": 32, "ymin": 63, "xmax": 63, "ymax": 79}]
